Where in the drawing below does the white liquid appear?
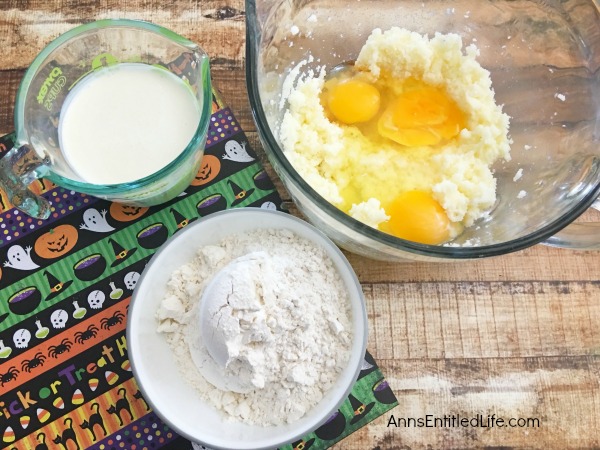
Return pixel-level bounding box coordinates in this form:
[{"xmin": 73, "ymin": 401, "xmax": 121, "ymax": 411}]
[{"xmin": 59, "ymin": 63, "xmax": 201, "ymax": 185}]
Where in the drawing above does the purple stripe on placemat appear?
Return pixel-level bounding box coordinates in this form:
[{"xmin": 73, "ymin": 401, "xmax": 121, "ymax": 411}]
[
  {"xmin": 0, "ymin": 189, "xmax": 99, "ymax": 246},
  {"xmin": 206, "ymin": 107, "xmax": 241, "ymax": 147},
  {"xmin": 87, "ymin": 412, "xmax": 180, "ymax": 450}
]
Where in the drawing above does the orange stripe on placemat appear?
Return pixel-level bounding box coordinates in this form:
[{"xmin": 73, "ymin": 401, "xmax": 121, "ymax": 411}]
[
  {"xmin": 0, "ymin": 299, "xmax": 130, "ymax": 391},
  {"xmin": 8, "ymin": 377, "xmax": 147, "ymax": 449}
]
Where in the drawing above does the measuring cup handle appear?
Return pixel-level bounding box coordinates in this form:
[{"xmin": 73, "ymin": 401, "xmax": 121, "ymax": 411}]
[
  {"xmin": 0, "ymin": 143, "xmax": 51, "ymax": 219},
  {"xmin": 543, "ymin": 199, "xmax": 600, "ymax": 250}
]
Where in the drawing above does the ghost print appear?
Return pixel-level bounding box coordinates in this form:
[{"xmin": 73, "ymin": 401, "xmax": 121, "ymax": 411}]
[
  {"xmin": 3, "ymin": 245, "xmax": 39, "ymax": 270},
  {"xmin": 222, "ymin": 140, "xmax": 255, "ymax": 163}
]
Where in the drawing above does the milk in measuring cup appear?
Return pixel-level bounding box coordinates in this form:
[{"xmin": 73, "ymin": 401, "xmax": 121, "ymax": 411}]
[{"xmin": 59, "ymin": 63, "xmax": 201, "ymax": 185}]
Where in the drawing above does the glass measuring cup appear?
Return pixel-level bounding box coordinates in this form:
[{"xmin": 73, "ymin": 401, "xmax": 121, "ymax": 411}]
[
  {"xmin": 0, "ymin": 19, "xmax": 212, "ymax": 219},
  {"xmin": 246, "ymin": 0, "xmax": 600, "ymax": 260}
]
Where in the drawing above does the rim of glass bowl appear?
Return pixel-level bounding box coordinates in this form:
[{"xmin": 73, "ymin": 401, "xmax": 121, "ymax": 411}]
[
  {"xmin": 15, "ymin": 19, "xmax": 212, "ymax": 197},
  {"xmin": 245, "ymin": 0, "xmax": 600, "ymax": 259}
]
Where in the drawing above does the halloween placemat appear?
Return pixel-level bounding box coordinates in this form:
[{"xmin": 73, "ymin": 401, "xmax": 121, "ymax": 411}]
[{"xmin": 0, "ymin": 88, "xmax": 397, "ymax": 450}]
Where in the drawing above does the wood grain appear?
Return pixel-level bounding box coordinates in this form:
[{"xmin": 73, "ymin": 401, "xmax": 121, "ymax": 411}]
[{"xmin": 1, "ymin": 2, "xmax": 600, "ymax": 449}]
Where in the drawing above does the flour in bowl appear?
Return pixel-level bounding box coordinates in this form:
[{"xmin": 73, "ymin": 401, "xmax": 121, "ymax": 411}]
[{"xmin": 156, "ymin": 228, "xmax": 353, "ymax": 425}]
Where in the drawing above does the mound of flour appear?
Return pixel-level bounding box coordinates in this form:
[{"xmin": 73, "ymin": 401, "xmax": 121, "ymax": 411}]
[{"xmin": 156, "ymin": 228, "xmax": 353, "ymax": 425}]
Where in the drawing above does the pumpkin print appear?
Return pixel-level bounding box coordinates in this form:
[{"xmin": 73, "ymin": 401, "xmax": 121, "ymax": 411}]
[
  {"xmin": 0, "ymin": 188, "xmax": 8, "ymax": 213},
  {"xmin": 0, "ymin": 181, "xmax": 55, "ymax": 213},
  {"xmin": 34, "ymin": 224, "xmax": 78, "ymax": 259},
  {"xmin": 191, "ymin": 154, "xmax": 220, "ymax": 186},
  {"xmin": 29, "ymin": 179, "xmax": 55, "ymax": 195},
  {"xmin": 109, "ymin": 203, "xmax": 149, "ymax": 222}
]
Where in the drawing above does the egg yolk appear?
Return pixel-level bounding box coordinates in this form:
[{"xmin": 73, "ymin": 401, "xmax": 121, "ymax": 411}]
[
  {"xmin": 381, "ymin": 190, "xmax": 451, "ymax": 244},
  {"xmin": 324, "ymin": 78, "xmax": 381, "ymax": 124},
  {"xmin": 321, "ymin": 71, "xmax": 464, "ymax": 245},
  {"xmin": 378, "ymin": 85, "xmax": 466, "ymax": 147}
]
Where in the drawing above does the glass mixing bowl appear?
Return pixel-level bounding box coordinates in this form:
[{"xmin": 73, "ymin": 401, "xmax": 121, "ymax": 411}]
[{"xmin": 246, "ymin": 0, "xmax": 600, "ymax": 261}]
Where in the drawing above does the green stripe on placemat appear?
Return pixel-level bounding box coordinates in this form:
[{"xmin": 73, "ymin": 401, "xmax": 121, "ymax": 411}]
[{"xmin": 0, "ymin": 162, "xmax": 274, "ymax": 330}]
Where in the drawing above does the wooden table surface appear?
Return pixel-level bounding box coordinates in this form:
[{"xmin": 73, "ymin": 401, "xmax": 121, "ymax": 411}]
[{"xmin": 1, "ymin": 1, "xmax": 599, "ymax": 449}]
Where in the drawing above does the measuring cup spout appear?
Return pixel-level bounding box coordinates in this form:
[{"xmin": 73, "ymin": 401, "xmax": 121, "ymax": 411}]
[{"xmin": 0, "ymin": 143, "xmax": 51, "ymax": 219}]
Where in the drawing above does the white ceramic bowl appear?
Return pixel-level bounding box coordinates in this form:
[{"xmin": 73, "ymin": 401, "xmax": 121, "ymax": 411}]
[{"xmin": 127, "ymin": 208, "xmax": 368, "ymax": 450}]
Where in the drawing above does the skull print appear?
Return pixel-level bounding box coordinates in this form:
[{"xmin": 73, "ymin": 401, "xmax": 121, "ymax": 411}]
[
  {"xmin": 50, "ymin": 309, "xmax": 68, "ymax": 329},
  {"xmin": 13, "ymin": 328, "xmax": 31, "ymax": 348},
  {"xmin": 124, "ymin": 271, "xmax": 140, "ymax": 290},
  {"xmin": 260, "ymin": 201, "xmax": 277, "ymax": 210},
  {"xmin": 191, "ymin": 443, "xmax": 215, "ymax": 450},
  {"xmin": 88, "ymin": 290, "xmax": 105, "ymax": 309}
]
